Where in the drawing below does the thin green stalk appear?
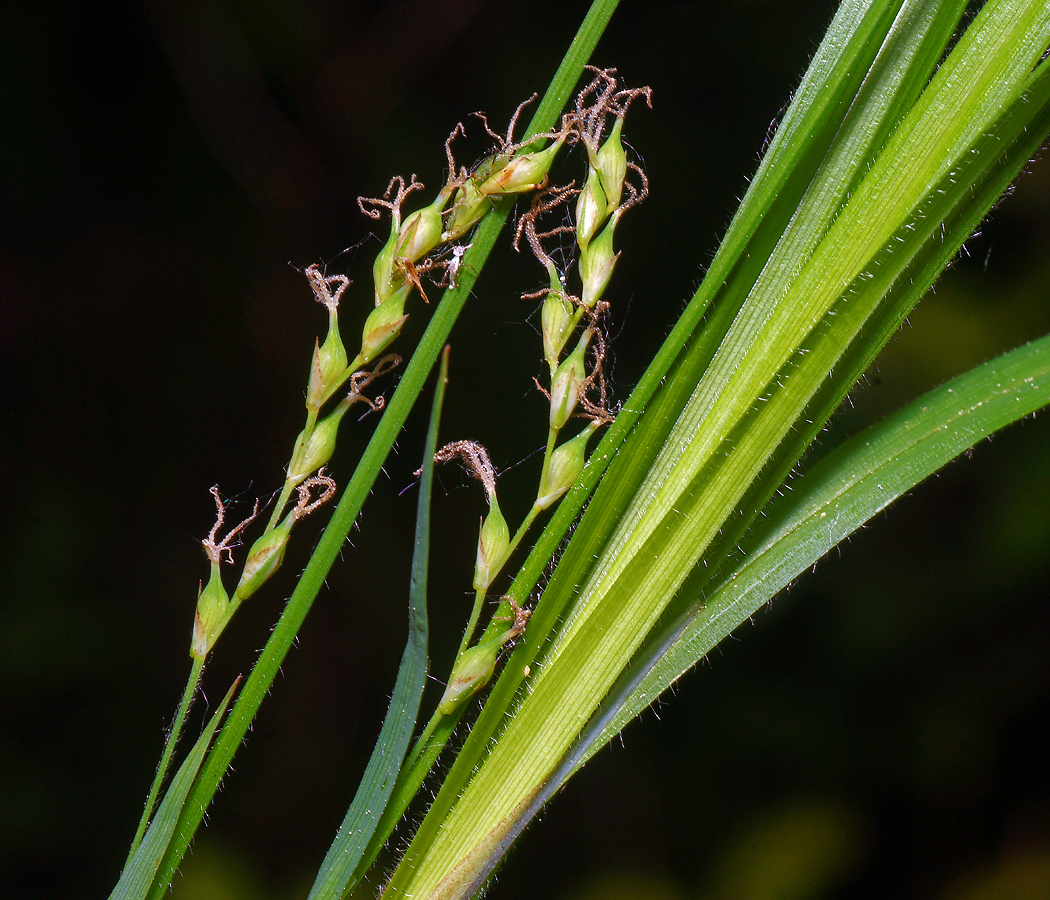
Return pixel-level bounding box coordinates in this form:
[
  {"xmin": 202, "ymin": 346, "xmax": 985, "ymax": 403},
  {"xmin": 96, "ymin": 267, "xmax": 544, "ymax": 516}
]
[
  {"xmin": 266, "ymin": 407, "xmax": 320, "ymax": 531},
  {"xmin": 502, "ymin": 505, "xmax": 541, "ymax": 574},
  {"xmin": 124, "ymin": 656, "xmax": 204, "ymax": 865},
  {"xmin": 454, "ymin": 589, "xmax": 489, "ymax": 664}
]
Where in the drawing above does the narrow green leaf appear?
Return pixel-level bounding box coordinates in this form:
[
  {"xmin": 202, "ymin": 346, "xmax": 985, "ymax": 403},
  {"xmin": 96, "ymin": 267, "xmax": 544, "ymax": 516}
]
[
  {"xmin": 109, "ymin": 678, "xmax": 239, "ymax": 900},
  {"xmin": 348, "ymin": 701, "xmax": 464, "ymax": 888},
  {"xmin": 307, "ymin": 349, "xmax": 446, "ymax": 900},
  {"xmin": 124, "ymin": 658, "xmax": 205, "ymax": 865}
]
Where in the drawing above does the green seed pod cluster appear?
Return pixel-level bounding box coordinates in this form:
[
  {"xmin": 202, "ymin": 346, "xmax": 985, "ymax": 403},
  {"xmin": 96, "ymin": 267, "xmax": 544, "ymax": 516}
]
[
  {"xmin": 529, "ymin": 72, "xmax": 649, "ymax": 525},
  {"xmin": 576, "ymin": 120, "xmax": 628, "ymax": 309},
  {"xmin": 189, "ymin": 474, "xmax": 335, "ymax": 662},
  {"xmin": 377, "ymin": 75, "xmax": 648, "ymax": 724},
  {"xmin": 360, "ymin": 127, "xmax": 571, "ymax": 369}
]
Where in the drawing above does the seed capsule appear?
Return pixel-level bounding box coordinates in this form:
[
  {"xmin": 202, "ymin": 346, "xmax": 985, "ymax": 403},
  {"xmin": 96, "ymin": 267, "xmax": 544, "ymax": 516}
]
[
  {"xmin": 437, "ymin": 600, "xmax": 530, "ymax": 715},
  {"xmin": 575, "ymin": 166, "xmax": 607, "ymax": 252},
  {"xmin": 540, "ymin": 260, "xmax": 575, "ymax": 368},
  {"xmin": 473, "ymin": 496, "xmax": 510, "ymax": 592},
  {"xmin": 478, "ymin": 136, "xmax": 566, "ymax": 196},
  {"xmin": 372, "ymin": 225, "xmax": 402, "ymax": 306},
  {"xmin": 549, "ymin": 331, "xmax": 590, "ymax": 430},
  {"xmin": 233, "ymin": 519, "xmax": 293, "ymax": 601},
  {"xmin": 594, "ymin": 116, "xmax": 627, "ymax": 214},
  {"xmin": 287, "ymin": 404, "xmax": 350, "ymax": 485},
  {"xmin": 360, "ymin": 290, "xmax": 409, "ymax": 363},
  {"xmin": 307, "ymin": 322, "xmax": 349, "ymax": 410},
  {"xmin": 444, "ymin": 158, "xmax": 495, "ymax": 241},
  {"xmin": 191, "ymin": 562, "xmax": 230, "ymax": 660},
  {"xmin": 437, "ymin": 640, "xmax": 500, "ymax": 716},
  {"xmin": 397, "ymin": 189, "xmax": 449, "ymax": 263},
  {"xmin": 536, "ymin": 421, "xmax": 599, "ymax": 510},
  {"xmin": 580, "ymin": 212, "xmax": 621, "ymax": 309}
]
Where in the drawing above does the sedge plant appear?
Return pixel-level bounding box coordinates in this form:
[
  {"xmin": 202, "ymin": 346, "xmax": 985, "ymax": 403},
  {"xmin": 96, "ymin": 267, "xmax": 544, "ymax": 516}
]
[{"xmin": 111, "ymin": 0, "xmax": 1050, "ymax": 897}]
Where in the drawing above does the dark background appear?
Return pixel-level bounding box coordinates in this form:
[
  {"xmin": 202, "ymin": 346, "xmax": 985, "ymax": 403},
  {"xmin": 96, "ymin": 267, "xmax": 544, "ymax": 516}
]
[{"xmin": 3, "ymin": 1, "xmax": 1050, "ymax": 898}]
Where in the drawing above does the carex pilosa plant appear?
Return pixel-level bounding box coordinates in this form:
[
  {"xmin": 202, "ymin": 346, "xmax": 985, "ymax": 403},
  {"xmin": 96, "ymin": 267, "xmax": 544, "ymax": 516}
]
[{"xmin": 111, "ymin": 0, "xmax": 1050, "ymax": 897}]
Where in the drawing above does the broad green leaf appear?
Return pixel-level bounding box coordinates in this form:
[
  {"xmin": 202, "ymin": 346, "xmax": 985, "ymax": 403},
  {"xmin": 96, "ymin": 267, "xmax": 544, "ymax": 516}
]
[
  {"xmin": 583, "ymin": 331, "xmax": 1050, "ymax": 770},
  {"xmin": 109, "ymin": 678, "xmax": 239, "ymax": 900},
  {"xmin": 573, "ymin": 0, "xmax": 1049, "ymax": 650},
  {"xmin": 654, "ymin": 51, "xmax": 1050, "ymax": 661},
  {"xmin": 307, "ymin": 348, "xmax": 446, "ymax": 900}
]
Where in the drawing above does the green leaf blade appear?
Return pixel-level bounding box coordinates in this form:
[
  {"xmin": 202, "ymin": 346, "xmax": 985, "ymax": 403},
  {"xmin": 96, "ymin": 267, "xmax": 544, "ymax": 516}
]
[
  {"xmin": 585, "ymin": 331, "xmax": 1050, "ymax": 761},
  {"xmin": 307, "ymin": 349, "xmax": 447, "ymax": 900}
]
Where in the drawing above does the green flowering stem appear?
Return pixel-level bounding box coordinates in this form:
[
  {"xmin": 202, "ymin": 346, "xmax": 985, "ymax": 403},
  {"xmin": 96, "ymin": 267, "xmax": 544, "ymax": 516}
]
[{"xmin": 139, "ymin": 0, "xmax": 619, "ymax": 891}]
